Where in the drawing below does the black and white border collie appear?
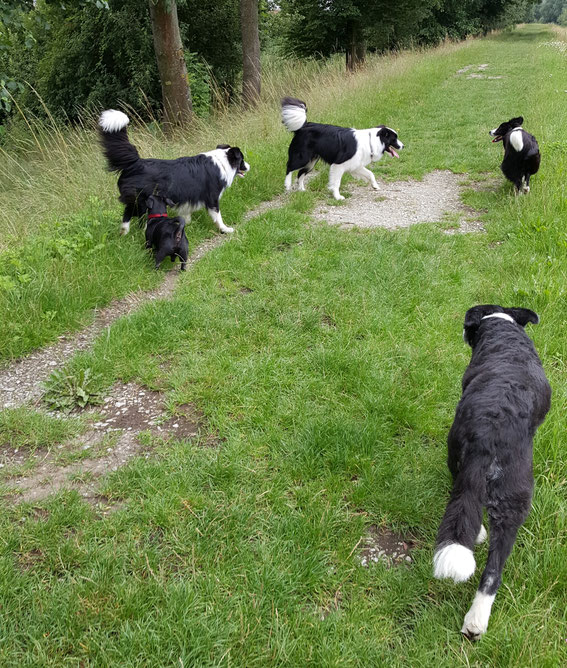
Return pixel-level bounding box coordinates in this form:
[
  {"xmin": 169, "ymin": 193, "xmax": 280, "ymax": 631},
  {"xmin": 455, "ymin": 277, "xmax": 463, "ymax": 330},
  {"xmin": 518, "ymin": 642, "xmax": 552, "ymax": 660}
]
[
  {"xmin": 489, "ymin": 117, "xmax": 540, "ymax": 194},
  {"xmin": 434, "ymin": 305, "xmax": 551, "ymax": 639},
  {"xmin": 281, "ymin": 97, "xmax": 403, "ymax": 200},
  {"xmin": 98, "ymin": 110, "xmax": 249, "ymax": 235}
]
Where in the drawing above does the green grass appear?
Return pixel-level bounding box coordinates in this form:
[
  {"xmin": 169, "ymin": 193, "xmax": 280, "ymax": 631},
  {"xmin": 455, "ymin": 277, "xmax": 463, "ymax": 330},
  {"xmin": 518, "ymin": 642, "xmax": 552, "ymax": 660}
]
[
  {"xmin": 1, "ymin": 24, "xmax": 567, "ymax": 666},
  {"xmin": 0, "ymin": 408, "xmax": 83, "ymax": 452}
]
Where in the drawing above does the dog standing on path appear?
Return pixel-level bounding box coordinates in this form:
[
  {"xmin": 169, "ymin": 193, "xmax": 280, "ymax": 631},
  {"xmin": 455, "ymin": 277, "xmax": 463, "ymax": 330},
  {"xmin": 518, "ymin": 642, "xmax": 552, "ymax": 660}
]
[
  {"xmin": 281, "ymin": 97, "xmax": 403, "ymax": 200},
  {"xmin": 98, "ymin": 109, "xmax": 249, "ymax": 235},
  {"xmin": 145, "ymin": 194, "xmax": 188, "ymax": 271},
  {"xmin": 433, "ymin": 305, "xmax": 551, "ymax": 639}
]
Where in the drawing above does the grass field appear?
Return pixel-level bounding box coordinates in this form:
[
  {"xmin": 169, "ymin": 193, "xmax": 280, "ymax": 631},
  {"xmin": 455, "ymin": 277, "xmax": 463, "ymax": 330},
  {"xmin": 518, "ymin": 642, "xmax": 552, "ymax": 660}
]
[{"xmin": 1, "ymin": 24, "xmax": 567, "ymax": 666}]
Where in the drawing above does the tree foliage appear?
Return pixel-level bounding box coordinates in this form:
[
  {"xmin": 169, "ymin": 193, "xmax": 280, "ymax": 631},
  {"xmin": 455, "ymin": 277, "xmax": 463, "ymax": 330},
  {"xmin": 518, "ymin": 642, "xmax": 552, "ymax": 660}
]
[
  {"xmin": 0, "ymin": 0, "xmax": 540, "ymax": 130},
  {"xmin": 0, "ymin": 0, "xmax": 241, "ymax": 123},
  {"xmin": 278, "ymin": 0, "xmax": 537, "ymax": 62},
  {"xmin": 531, "ymin": 0, "xmax": 567, "ymax": 23}
]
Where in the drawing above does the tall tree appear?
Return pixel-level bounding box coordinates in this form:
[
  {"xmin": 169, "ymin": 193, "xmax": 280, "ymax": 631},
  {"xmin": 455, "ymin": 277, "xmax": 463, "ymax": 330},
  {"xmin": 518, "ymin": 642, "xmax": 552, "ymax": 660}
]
[
  {"xmin": 148, "ymin": 0, "xmax": 192, "ymax": 132},
  {"xmin": 345, "ymin": 19, "xmax": 366, "ymax": 71},
  {"xmin": 240, "ymin": 0, "xmax": 261, "ymax": 107}
]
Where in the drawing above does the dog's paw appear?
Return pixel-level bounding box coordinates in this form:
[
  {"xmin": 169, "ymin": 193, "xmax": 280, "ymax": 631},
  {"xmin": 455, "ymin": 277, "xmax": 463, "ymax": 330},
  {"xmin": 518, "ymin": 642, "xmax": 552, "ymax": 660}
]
[
  {"xmin": 461, "ymin": 614, "xmax": 488, "ymax": 641},
  {"xmin": 475, "ymin": 525, "xmax": 487, "ymax": 544},
  {"xmin": 221, "ymin": 226, "xmax": 234, "ymax": 234},
  {"xmin": 334, "ymin": 194, "xmax": 345, "ymax": 201},
  {"xmin": 461, "ymin": 592, "xmax": 495, "ymax": 640},
  {"xmin": 120, "ymin": 223, "xmax": 130, "ymax": 235},
  {"xmin": 372, "ymin": 183, "xmax": 380, "ymax": 190}
]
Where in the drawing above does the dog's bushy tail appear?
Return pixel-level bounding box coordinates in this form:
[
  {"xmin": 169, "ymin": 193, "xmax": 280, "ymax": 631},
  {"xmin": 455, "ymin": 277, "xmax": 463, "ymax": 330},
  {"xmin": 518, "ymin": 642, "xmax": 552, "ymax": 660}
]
[
  {"xmin": 98, "ymin": 109, "xmax": 140, "ymax": 173},
  {"xmin": 281, "ymin": 97, "xmax": 307, "ymax": 132},
  {"xmin": 433, "ymin": 468, "xmax": 484, "ymax": 583}
]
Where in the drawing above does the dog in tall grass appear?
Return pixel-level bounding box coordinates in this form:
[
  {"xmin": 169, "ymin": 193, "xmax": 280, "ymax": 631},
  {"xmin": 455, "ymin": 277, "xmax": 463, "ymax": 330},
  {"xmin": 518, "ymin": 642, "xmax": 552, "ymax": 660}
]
[
  {"xmin": 144, "ymin": 194, "xmax": 188, "ymax": 271},
  {"xmin": 98, "ymin": 109, "xmax": 249, "ymax": 235},
  {"xmin": 489, "ymin": 117, "xmax": 540, "ymax": 194},
  {"xmin": 434, "ymin": 305, "xmax": 550, "ymax": 639},
  {"xmin": 280, "ymin": 97, "xmax": 404, "ymax": 200}
]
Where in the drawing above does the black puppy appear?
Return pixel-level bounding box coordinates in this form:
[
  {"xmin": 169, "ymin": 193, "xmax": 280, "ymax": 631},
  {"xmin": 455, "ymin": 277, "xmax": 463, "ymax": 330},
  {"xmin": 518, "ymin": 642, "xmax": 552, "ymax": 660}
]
[
  {"xmin": 145, "ymin": 195, "xmax": 188, "ymax": 271},
  {"xmin": 489, "ymin": 117, "xmax": 540, "ymax": 194},
  {"xmin": 434, "ymin": 305, "xmax": 551, "ymax": 639}
]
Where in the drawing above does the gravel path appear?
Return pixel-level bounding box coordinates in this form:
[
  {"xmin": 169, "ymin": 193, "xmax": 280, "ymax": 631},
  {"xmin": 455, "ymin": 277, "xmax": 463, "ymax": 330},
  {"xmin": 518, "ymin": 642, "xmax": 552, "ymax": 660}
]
[{"xmin": 312, "ymin": 170, "xmax": 485, "ymax": 231}]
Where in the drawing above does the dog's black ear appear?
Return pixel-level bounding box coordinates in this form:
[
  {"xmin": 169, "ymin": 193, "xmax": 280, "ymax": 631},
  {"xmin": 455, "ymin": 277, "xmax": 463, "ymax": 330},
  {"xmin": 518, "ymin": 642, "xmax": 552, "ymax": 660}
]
[
  {"xmin": 511, "ymin": 116, "xmax": 523, "ymax": 126},
  {"xmin": 226, "ymin": 146, "xmax": 244, "ymax": 169},
  {"xmin": 165, "ymin": 197, "xmax": 175, "ymax": 207},
  {"xmin": 463, "ymin": 305, "xmax": 502, "ymax": 346},
  {"xmin": 504, "ymin": 307, "xmax": 539, "ymax": 327},
  {"xmin": 146, "ymin": 195, "xmax": 154, "ymax": 209},
  {"xmin": 216, "ymin": 144, "xmax": 230, "ymax": 150},
  {"xmin": 463, "ymin": 305, "xmax": 500, "ymax": 329}
]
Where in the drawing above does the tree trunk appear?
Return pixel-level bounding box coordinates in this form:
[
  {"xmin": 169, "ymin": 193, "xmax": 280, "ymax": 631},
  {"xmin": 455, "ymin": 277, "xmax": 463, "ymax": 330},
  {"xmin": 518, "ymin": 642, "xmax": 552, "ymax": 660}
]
[
  {"xmin": 148, "ymin": 0, "xmax": 192, "ymax": 133},
  {"xmin": 345, "ymin": 21, "xmax": 366, "ymax": 72},
  {"xmin": 240, "ymin": 0, "xmax": 261, "ymax": 108}
]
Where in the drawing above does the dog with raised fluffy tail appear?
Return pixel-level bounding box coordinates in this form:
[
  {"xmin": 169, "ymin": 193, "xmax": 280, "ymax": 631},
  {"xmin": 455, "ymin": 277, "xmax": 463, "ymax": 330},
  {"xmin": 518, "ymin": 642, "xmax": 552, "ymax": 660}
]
[
  {"xmin": 98, "ymin": 109, "xmax": 249, "ymax": 235},
  {"xmin": 489, "ymin": 117, "xmax": 540, "ymax": 194},
  {"xmin": 281, "ymin": 97, "xmax": 403, "ymax": 200},
  {"xmin": 434, "ymin": 305, "xmax": 550, "ymax": 640}
]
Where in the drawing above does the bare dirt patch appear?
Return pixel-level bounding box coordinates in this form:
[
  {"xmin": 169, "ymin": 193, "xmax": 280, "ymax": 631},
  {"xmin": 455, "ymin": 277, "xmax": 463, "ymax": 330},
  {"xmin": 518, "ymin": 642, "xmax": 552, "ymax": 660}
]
[
  {"xmin": 312, "ymin": 170, "xmax": 485, "ymax": 231},
  {"xmin": 1, "ymin": 382, "xmax": 210, "ymax": 504},
  {"xmin": 357, "ymin": 525, "xmax": 415, "ymax": 568},
  {"xmin": 456, "ymin": 63, "xmax": 503, "ymax": 79}
]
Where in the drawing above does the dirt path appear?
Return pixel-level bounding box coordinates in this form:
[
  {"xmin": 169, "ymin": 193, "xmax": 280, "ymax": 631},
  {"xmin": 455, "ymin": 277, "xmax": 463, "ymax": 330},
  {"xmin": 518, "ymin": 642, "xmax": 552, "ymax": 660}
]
[
  {"xmin": 1, "ymin": 172, "xmax": 488, "ymax": 412},
  {"xmin": 0, "ymin": 235, "xmax": 226, "ymax": 410},
  {"xmin": 312, "ymin": 170, "xmax": 488, "ymax": 232},
  {"xmin": 246, "ymin": 169, "xmax": 491, "ymax": 233}
]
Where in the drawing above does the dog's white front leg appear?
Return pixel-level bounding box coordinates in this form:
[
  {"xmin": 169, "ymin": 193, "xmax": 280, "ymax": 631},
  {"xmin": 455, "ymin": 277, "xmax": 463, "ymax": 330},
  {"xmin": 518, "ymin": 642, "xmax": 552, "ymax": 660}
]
[
  {"xmin": 328, "ymin": 164, "xmax": 345, "ymax": 200},
  {"xmin": 208, "ymin": 208, "xmax": 234, "ymax": 234},
  {"xmin": 354, "ymin": 166, "xmax": 380, "ymax": 190},
  {"xmin": 284, "ymin": 172, "xmax": 293, "ymax": 191},
  {"xmin": 462, "ymin": 591, "xmax": 496, "ymax": 640}
]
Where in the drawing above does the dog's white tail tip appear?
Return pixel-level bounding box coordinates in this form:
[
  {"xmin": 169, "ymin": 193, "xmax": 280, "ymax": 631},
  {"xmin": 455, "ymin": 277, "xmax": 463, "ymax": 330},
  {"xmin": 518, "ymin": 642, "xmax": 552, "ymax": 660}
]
[
  {"xmin": 433, "ymin": 543, "xmax": 476, "ymax": 583},
  {"xmin": 281, "ymin": 101, "xmax": 307, "ymax": 133},
  {"xmin": 99, "ymin": 109, "xmax": 130, "ymax": 133}
]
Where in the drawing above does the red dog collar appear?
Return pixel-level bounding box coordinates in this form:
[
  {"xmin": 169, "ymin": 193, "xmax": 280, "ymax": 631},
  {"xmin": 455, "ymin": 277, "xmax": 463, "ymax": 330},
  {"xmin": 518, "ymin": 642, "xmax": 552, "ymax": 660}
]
[{"xmin": 148, "ymin": 213, "xmax": 168, "ymax": 219}]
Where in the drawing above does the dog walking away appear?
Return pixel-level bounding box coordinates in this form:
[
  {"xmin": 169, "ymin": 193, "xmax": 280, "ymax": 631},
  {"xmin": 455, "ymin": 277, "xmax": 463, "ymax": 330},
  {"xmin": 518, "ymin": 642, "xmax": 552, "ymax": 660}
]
[
  {"xmin": 144, "ymin": 195, "xmax": 189, "ymax": 271},
  {"xmin": 281, "ymin": 97, "xmax": 403, "ymax": 200},
  {"xmin": 489, "ymin": 117, "xmax": 540, "ymax": 194},
  {"xmin": 434, "ymin": 305, "xmax": 551, "ymax": 639},
  {"xmin": 98, "ymin": 109, "xmax": 249, "ymax": 235}
]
